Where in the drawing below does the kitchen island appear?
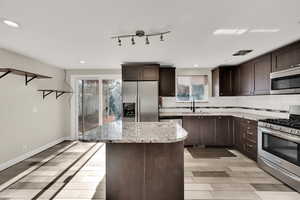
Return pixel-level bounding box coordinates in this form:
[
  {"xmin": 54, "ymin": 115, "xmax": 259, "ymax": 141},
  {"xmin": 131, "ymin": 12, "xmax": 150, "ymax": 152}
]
[{"xmin": 80, "ymin": 121, "xmax": 188, "ymax": 200}]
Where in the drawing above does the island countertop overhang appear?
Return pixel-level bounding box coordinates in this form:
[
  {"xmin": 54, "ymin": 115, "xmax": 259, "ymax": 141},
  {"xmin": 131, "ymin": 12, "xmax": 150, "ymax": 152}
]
[{"xmin": 79, "ymin": 121, "xmax": 188, "ymax": 143}]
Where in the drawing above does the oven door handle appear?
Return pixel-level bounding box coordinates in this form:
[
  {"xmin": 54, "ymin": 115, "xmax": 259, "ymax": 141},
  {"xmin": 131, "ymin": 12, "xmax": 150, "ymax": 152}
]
[
  {"xmin": 259, "ymin": 127, "xmax": 300, "ymax": 144},
  {"xmin": 260, "ymin": 157, "xmax": 300, "ymax": 182}
]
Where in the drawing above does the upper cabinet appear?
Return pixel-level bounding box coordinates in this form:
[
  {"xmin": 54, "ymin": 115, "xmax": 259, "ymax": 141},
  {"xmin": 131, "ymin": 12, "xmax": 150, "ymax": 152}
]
[
  {"xmin": 239, "ymin": 62, "xmax": 254, "ymax": 96},
  {"xmin": 122, "ymin": 64, "xmax": 159, "ymax": 81},
  {"xmin": 232, "ymin": 67, "xmax": 240, "ymax": 95},
  {"xmin": 272, "ymin": 41, "xmax": 300, "ymax": 72},
  {"xmin": 212, "ymin": 66, "xmax": 234, "ymax": 96},
  {"xmin": 253, "ymin": 54, "xmax": 271, "ymax": 95},
  {"xmin": 159, "ymin": 67, "xmax": 176, "ymax": 97}
]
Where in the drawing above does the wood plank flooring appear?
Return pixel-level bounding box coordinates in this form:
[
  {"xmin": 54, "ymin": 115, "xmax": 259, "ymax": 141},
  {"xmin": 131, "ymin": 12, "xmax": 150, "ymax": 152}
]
[{"xmin": 0, "ymin": 141, "xmax": 299, "ymax": 199}]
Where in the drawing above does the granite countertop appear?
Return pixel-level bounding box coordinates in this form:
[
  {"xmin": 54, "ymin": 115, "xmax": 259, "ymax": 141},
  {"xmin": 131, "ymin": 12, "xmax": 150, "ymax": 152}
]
[
  {"xmin": 159, "ymin": 112, "xmax": 276, "ymax": 121},
  {"xmin": 79, "ymin": 121, "xmax": 188, "ymax": 143}
]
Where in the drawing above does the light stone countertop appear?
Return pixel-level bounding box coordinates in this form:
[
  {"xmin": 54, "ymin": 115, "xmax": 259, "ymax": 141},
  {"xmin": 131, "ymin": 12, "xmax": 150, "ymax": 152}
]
[
  {"xmin": 159, "ymin": 111, "xmax": 279, "ymax": 121},
  {"xmin": 79, "ymin": 120, "xmax": 188, "ymax": 143}
]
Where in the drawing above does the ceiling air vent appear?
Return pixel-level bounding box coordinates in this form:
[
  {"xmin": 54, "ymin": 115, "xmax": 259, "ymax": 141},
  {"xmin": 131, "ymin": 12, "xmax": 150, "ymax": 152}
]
[{"xmin": 232, "ymin": 50, "xmax": 253, "ymax": 56}]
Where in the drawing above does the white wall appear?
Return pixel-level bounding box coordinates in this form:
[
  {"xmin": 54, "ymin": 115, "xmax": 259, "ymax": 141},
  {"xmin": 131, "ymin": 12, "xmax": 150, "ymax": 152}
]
[{"xmin": 0, "ymin": 48, "xmax": 69, "ymax": 167}]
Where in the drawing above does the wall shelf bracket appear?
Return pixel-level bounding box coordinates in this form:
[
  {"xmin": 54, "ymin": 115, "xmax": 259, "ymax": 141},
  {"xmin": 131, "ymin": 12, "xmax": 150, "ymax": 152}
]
[
  {"xmin": 38, "ymin": 90, "xmax": 72, "ymax": 100},
  {"xmin": 25, "ymin": 74, "xmax": 38, "ymax": 86},
  {"xmin": 0, "ymin": 70, "xmax": 12, "ymax": 79},
  {"xmin": 56, "ymin": 91, "xmax": 65, "ymax": 99},
  {"xmin": 38, "ymin": 90, "xmax": 55, "ymax": 99}
]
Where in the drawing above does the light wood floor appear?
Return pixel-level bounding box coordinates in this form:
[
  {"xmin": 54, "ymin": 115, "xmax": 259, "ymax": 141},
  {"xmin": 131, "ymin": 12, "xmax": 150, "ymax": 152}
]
[{"xmin": 0, "ymin": 141, "xmax": 299, "ymax": 200}]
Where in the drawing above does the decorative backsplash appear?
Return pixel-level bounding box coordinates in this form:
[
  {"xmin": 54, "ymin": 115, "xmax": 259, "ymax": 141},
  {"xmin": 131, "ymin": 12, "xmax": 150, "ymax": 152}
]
[{"xmin": 161, "ymin": 94, "xmax": 300, "ymax": 114}]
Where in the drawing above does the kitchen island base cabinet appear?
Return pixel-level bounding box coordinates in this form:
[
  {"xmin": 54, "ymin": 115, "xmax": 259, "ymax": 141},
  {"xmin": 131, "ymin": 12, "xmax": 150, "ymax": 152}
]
[{"xmin": 106, "ymin": 142, "xmax": 184, "ymax": 200}]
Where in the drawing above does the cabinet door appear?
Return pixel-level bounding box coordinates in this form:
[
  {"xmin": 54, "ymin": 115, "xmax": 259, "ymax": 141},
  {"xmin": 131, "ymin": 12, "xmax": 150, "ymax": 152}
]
[
  {"xmin": 200, "ymin": 116, "xmax": 216, "ymax": 146},
  {"xmin": 272, "ymin": 41, "xmax": 300, "ymax": 72},
  {"xmin": 254, "ymin": 54, "xmax": 271, "ymax": 95},
  {"xmin": 215, "ymin": 116, "xmax": 233, "ymax": 146},
  {"xmin": 212, "ymin": 68, "xmax": 220, "ymax": 97},
  {"xmin": 159, "ymin": 67, "xmax": 175, "ymax": 96},
  {"xmin": 232, "ymin": 67, "xmax": 240, "ymax": 95},
  {"xmin": 122, "ymin": 65, "xmax": 141, "ymax": 81},
  {"xmin": 182, "ymin": 117, "xmax": 199, "ymax": 146},
  {"xmin": 142, "ymin": 65, "xmax": 159, "ymax": 81},
  {"xmin": 219, "ymin": 67, "xmax": 233, "ymax": 96},
  {"xmin": 240, "ymin": 62, "xmax": 254, "ymax": 96},
  {"xmin": 233, "ymin": 118, "xmax": 242, "ymax": 151}
]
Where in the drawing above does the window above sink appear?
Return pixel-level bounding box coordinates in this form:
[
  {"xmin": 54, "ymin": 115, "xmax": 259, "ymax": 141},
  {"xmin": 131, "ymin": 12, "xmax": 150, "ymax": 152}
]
[{"xmin": 176, "ymin": 75, "xmax": 209, "ymax": 102}]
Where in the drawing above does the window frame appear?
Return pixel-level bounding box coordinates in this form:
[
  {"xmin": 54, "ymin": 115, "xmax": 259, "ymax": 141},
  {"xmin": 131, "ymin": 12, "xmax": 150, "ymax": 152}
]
[{"xmin": 175, "ymin": 75, "xmax": 209, "ymax": 103}]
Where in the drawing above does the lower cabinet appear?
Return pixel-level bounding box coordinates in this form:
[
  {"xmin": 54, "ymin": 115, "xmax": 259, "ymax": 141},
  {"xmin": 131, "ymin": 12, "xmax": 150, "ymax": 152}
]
[
  {"xmin": 234, "ymin": 118, "xmax": 258, "ymax": 161},
  {"xmin": 182, "ymin": 116, "xmax": 233, "ymax": 147},
  {"xmin": 182, "ymin": 116, "xmax": 200, "ymax": 146},
  {"xmin": 215, "ymin": 116, "xmax": 234, "ymax": 146},
  {"xmin": 182, "ymin": 115, "xmax": 258, "ymax": 161}
]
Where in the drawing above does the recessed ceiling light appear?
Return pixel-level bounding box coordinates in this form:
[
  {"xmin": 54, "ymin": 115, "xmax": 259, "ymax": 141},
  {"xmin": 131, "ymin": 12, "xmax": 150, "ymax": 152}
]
[
  {"xmin": 3, "ymin": 19, "xmax": 19, "ymax": 28},
  {"xmin": 194, "ymin": 64, "xmax": 199, "ymax": 67},
  {"xmin": 79, "ymin": 60, "xmax": 86, "ymax": 64},
  {"xmin": 249, "ymin": 29, "xmax": 280, "ymax": 33},
  {"xmin": 213, "ymin": 29, "xmax": 248, "ymax": 35}
]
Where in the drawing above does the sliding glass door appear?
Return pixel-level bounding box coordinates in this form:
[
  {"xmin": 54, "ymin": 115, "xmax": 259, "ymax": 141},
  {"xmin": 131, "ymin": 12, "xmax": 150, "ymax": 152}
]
[
  {"xmin": 78, "ymin": 80, "xmax": 100, "ymax": 137},
  {"xmin": 101, "ymin": 80, "xmax": 122, "ymax": 124},
  {"xmin": 77, "ymin": 79, "xmax": 121, "ymax": 138}
]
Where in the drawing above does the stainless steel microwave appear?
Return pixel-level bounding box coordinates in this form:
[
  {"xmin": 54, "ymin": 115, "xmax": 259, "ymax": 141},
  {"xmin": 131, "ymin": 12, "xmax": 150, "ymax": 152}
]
[{"xmin": 270, "ymin": 65, "xmax": 300, "ymax": 94}]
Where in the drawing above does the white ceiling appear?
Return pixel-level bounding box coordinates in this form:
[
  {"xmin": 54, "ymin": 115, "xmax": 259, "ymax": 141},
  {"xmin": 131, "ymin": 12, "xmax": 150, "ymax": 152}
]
[{"xmin": 1, "ymin": 0, "xmax": 300, "ymax": 69}]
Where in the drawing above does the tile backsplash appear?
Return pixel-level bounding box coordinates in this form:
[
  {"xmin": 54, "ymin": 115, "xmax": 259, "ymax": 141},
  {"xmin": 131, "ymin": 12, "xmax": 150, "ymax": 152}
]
[{"xmin": 161, "ymin": 94, "xmax": 300, "ymax": 112}]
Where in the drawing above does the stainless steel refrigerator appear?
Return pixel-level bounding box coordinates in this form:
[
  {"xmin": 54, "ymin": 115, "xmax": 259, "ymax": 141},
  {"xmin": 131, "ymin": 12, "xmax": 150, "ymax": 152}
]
[{"xmin": 122, "ymin": 81, "xmax": 159, "ymax": 122}]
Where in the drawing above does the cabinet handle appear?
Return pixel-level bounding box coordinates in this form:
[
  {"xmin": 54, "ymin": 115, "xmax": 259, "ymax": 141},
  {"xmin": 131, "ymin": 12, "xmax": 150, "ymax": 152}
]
[{"xmin": 246, "ymin": 144, "xmax": 253, "ymax": 148}]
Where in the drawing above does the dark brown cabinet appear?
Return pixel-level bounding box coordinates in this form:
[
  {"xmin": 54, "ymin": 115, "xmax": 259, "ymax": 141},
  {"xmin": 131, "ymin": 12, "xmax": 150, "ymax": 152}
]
[
  {"xmin": 182, "ymin": 115, "xmax": 257, "ymax": 160},
  {"xmin": 253, "ymin": 54, "xmax": 271, "ymax": 95},
  {"xmin": 122, "ymin": 64, "xmax": 159, "ymax": 81},
  {"xmin": 215, "ymin": 116, "xmax": 233, "ymax": 146},
  {"xmin": 272, "ymin": 41, "xmax": 300, "ymax": 72},
  {"xmin": 212, "ymin": 66, "xmax": 234, "ymax": 96},
  {"xmin": 182, "ymin": 116, "xmax": 200, "ymax": 146},
  {"xmin": 199, "ymin": 116, "xmax": 216, "ymax": 146},
  {"xmin": 159, "ymin": 67, "xmax": 176, "ymax": 96},
  {"xmin": 232, "ymin": 67, "xmax": 240, "ymax": 95},
  {"xmin": 239, "ymin": 62, "xmax": 254, "ymax": 96},
  {"xmin": 234, "ymin": 118, "xmax": 258, "ymax": 161},
  {"xmin": 182, "ymin": 116, "xmax": 233, "ymax": 147}
]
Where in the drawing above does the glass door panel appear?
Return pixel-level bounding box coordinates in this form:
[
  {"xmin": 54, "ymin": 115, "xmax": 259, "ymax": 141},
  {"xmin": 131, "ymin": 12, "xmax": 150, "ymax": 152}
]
[
  {"xmin": 78, "ymin": 80, "xmax": 100, "ymax": 137},
  {"xmin": 102, "ymin": 80, "xmax": 122, "ymax": 124}
]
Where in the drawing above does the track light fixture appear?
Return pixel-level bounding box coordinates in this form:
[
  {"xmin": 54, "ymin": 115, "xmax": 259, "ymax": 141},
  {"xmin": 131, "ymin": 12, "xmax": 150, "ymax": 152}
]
[
  {"xmin": 111, "ymin": 30, "xmax": 171, "ymax": 46},
  {"xmin": 118, "ymin": 37, "xmax": 121, "ymax": 46},
  {"xmin": 160, "ymin": 34, "xmax": 164, "ymax": 41}
]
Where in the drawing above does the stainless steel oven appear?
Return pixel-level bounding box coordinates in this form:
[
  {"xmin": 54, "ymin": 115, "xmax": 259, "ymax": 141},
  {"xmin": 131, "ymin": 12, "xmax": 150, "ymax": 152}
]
[
  {"xmin": 258, "ymin": 127, "xmax": 300, "ymax": 191},
  {"xmin": 270, "ymin": 65, "xmax": 300, "ymax": 94}
]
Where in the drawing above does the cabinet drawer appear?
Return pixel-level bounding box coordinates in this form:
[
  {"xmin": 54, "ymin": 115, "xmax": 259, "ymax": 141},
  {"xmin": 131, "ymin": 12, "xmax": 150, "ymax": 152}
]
[
  {"xmin": 245, "ymin": 128, "xmax": 257, "ymax": 144},
  {"xmin": 244, "ymin": 141, "xmax": 257, "ymax": 161}
]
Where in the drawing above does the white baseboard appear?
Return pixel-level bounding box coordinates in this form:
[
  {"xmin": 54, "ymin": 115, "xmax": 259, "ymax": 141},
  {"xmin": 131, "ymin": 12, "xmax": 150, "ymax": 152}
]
[{"xmin": 0, "ymin": 137, "xmax": 70, "ymax": 172}]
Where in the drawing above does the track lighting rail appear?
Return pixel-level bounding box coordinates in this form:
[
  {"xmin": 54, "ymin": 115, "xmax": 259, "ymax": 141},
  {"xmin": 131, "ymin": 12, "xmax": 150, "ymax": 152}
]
[{"xmin": 111, "ymin": 30, "xmax": 171, "ymax": 46}]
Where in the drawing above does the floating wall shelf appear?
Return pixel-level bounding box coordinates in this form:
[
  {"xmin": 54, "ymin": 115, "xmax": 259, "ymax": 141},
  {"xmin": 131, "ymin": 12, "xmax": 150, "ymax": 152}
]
[
  {"xmin": 37, "ymin": 90, "xmax": 72, "ymax": 99},
  {"xmin": 0, "ymin": 68, "xmax": 52, "ymax": 85}
]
